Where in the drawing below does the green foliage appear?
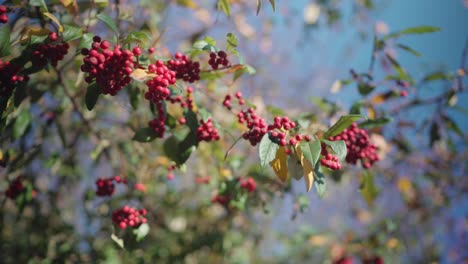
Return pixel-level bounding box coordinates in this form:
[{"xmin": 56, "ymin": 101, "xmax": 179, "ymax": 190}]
[{"xmin": 258, "ymin": 133, "xmax": 279, "ymax": 168}]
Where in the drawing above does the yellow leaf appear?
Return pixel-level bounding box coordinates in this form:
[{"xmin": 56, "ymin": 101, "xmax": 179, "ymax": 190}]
[
  {"xmin": 295, "ymin": 145, "xmax": 314, "ymax": 192},
  {"xmin": 59, "ymin": 0, "xmax": 78, "ymax": 14},
  {"xmin": 176, "ymin": 0, "xmax": 198, "ymax": 8},
  {"xmin": 17, "ymin": 26, "xmax": 50, "ymax": 44},
  {"xmin": 43, "ymin": 12, "xmax": 63, "ymax": 32},
  {"xmin": 370, "ymin": 93, "xmax": 386, "ymax": 105},
  {"xmin": 269, "ymin": 147, "xmax": 288, "ymax": 182},
  {"xmin": 0, "ymin": 150, "xmax": 3, "ymax": 161},
  {"xmin": 130, "ymin": 69, "xmax": 156, "ymax": 82},
  {"xmin": 367, "ymin": 106, "xmax": 376, "ymax": 119}
]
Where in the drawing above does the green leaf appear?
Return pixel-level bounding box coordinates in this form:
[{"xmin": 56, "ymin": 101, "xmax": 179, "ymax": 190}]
[
  {"xmin": 217, "ymin": 0, "xmax": 230, "ymax": 16},
  {"xmin": 349, "ymin": 101, "xmax": 365, "ymax": 115},
  {"xmin": 314, "ymin": 163, "xmax": 326, "ymax": 198},
  {"xmin": 226, "ymin": 32, "xmax": 238, "ymax": 54},
  {"xmin": 357, "ymin": 82, "xmax": 375, "ymax": 96},
  {"xmin": 0, "ymin": 26, "xmax": 10, "ymax": 57},
  {"xmin": 198, "ymin": 108, "xmax": 211, "ymax": 122},
  {"xmin": 85, "ymin": 83, "xmax": 100, "ymax": 110},
  {"xmin": 385, "ymin": 53, "xmax": 413, "ymax": 84},
  {"xmin": 442, "ymin": 115, "xmax": 463, "ymax": 137},
  {"xmin": 111, "ymin": 233, "xmax": 124, "ymax": 248},
  {"xmin": 396, "ymin": 44, "xmax": 422, "ymax": 57},
  {"xmin": 97, "ymin": 12, "xmax": 119, "ymax": 35},
  {"xmin": 29, "ymin": 0, "xmax": 48, "ymax": 11},
  {"xmin": 125, "ymin": 31, "xmax": 151, "ymax": 44},
  {"xmin": 358, "ymin": 116, "xmax": 392, "ymax": 129},
  {"xmin": 268, "ymin": 0, "xmax": 276, "ymax": 11},
  {"xmin": 259, "ymin": 133, "xmax": 279, "ymax": 168},
  {"xmin": 321, "ymin": 140, "xmax": 347, "ymax": 162},
  {"xmin": 133, "ymin": 223, "xmax": 150, "ymax": 242},
  {"xmin": 62, "ymin": 25, "xmax": 83, "ymax": 42},
  {"xmin": 13, "ymin": 110, "xmax": 32, "ymax": 139},
  {"xmin": 323, "ymin": 114, "xmax": 364, "ymax": 138},
  {"xmin": 422, "ymin": 71, "xmax": 454, "ymax": 82},
  {"xmin": 360, "ymin": 171, "xmax": 379, "ymax": 206},
  {"xmin": 299, "ymin": 140, "xmax": 321, "ymax": 168},
  {"xmin": 384, "ymin": 25, "xmax": 441, "ymax": 40},
  {"xmin": 256, "ymin": 0, "xmax": 262, "ymax": 15},
  {"xmin": 78, "ymin": 33, "xmax": 94, "ymax": 51},
  {"xmin": 132, "ymin": 127, "xmax": 159, "ymax": 142}
]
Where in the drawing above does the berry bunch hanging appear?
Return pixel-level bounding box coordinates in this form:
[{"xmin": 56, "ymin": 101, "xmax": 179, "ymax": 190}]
[
  {"xmin": 329, "ymin": 123, "xmax": 379, "ymax": 169},
  {"xmin": 196, "ymin": 118, "xmax": 220, "ymax": 142},
  {"xmin": 166, "ymin": 52, "xmax": 201, "ymax": 83},
  {"xmin": 208, "ymin": 50, "xmax": 229, "ymax": 70},
  {"xmin": 112, "ymin": 206, "xmax": 147, "ymax": 230},
  {"xmin": 80, "ymin": 36, "xmax": 136, "ymax": 95},
  {"xmin": 95, "ymin": 176, "xmax": 127, "ymax": 197},
  {"xmin": 32, "ymin": 33, "xmax": 69, "ymax": 68},
  {"xmin": 144, "ymin": 60, "xmax": 177, "ymax": 103},
  {"xmin": 0, "ymin": 59, "xmax": 28, "ymax": 100}
]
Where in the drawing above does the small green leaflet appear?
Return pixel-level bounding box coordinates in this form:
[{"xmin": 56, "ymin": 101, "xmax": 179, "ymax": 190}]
[
  {"xmin": 218, "ymin": 0, "xmax": 230, "ymax": 16},
  {"xmin": 359, "ymin": 116, "xmax": 393, "ymax": 129},
  {"xmin": 97, "ymin": 13, "xmax": 119, "ymax": 35},
  {"xmin": 111, "ymin": 233, "xmax": 124, "ymax": 248},
  {"xmin": 299, "ymin": 140, "xmax": 321, "ymax": 168},
  {"xmin": 133, "ymin": 223, "xmax": 150, "ymax": 242},
  {"xmin": 360, "ymin": 171, "xmax": 379, "ymax": 206},
  {"xmin": 383, "ymin": 25, "xmax": 441, "ymax": 40},
  {"xmin": 323, "ymin": 114, "xmax": 364, "ymax": 138},
  {"xmin": 132, "ymin": 128, "xmax": 159, "ymax": 142},
  {"xmin": 259, "ymin": 133, "xmax": 279, "ymax": 168},
  {"xmin": 396, "ymin": 44, "xmax": 422, "ymax": 57},
  {"xmin": 0, "ymin": 26, "xmax": 11, "ymax": 57}
]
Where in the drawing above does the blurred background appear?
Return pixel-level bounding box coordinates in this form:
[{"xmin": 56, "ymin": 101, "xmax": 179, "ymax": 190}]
[{"xmin": 1, "ymin": 0, "xmax": 467, "ymax": 263}]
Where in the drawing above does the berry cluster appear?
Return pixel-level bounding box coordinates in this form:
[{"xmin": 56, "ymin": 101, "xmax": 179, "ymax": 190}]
[
  {"xmin": 211, "ymin": 194, "xmax": 231, "ymax": 206},
  {"xmin": 144, "ymin": 60, "xmax": 177, "ymax": 103},
  {"xmin": 0, "ymin": 60, "xmax": 28, "ymax": 100},
  {"xmin": 240, "ymin": 177, "xmax": 256, "ymax": 192},
  {"xmin": 5, "ymin": 176, "xmax": 25, "ymax": 200},
  {"xmin": 112, "ymin": 206, "xmax": 147, "ymax": 230},
  {"xmin": 95, "ymin": 176, "xmax": 126, "ymax": 197},
  {"xmin": 32, "ymin": 34, "xmax": 69, "ymax": 67},
  {"xmin": 239, "ymin": 108, "xmax": 269, "ymax": 146},
  {"xmin": 333, "ymin": 256, "xmax": 353, "ymax": 264},
  {"xmin": 222, "ymin": 91, "xmax": 245, "ymax": 110},
  {"xmin": 81, "ymin": 36, "xmax": 135, "ymax": 95},
  {"xmin": 148, "ymin": 102, "xmax": 166, "ymax": 138},
  {"xmin": 328, "ymin": 123, "xmax": 379, "ymax": 169},
  {"xmin": 0, "ymin": 5, "xmax": 7, "ymax": 24},
  {"xmin": 267, "ymin": 116, "xmax": 298, "ymax": 146},
  {"xmin": 166, "ymin": 52, "xmax": 201, "ymax": 83},
  {"xmin": 133, "ymin": 183, "xmax": 146, "ymax": 192},
  {"xmin": 208, "ymin": 51, "xmax": 229, "ymax": 70},
  {"xmin": 168, "ymin": 87, "xmax": 194, "ymax": 111},
  {"xmin": 320, "ymin": 151, "xmax": 342, "ymax": 170},
  {"xmin": 196, "ymin": 118, "xmax": 220, "ymax": 142}
]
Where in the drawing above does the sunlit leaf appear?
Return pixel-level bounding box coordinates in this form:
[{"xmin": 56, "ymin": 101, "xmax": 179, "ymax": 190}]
[
  {"xmin": 299, "ymin": 140, "xmax": 321, "ymax": 168},
  {"xmin": 269, "ymin": 146, "xmax": 289, "ymax": 182},
  {"xmin": 288, "ymin": 154, "xmax": 303, "ymax": 180},
  {"xmin": 217, "ymin": 0, "xmax": 230, "ymax": 16},
  {"xmin": 43, "ymin": 12, "xmax": 64, "ymax": 32},
  {"xmin": 295, "ymin": 145, "xmax": 314, "ymax": 192},
  {"xmin": 111, "ymin": 233, "xmax": 124, "ymax": 248},
  {"xmin": 133, "ymin": 223, "xmax": 150, "ymax": 242},
  {"xmin": 62, "ymin": 25, "xmax": 83, "ymax": 42}
]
